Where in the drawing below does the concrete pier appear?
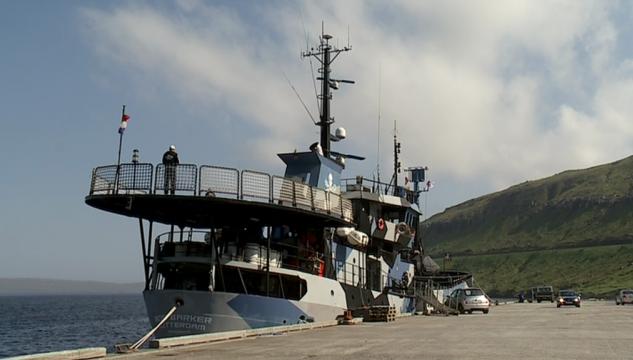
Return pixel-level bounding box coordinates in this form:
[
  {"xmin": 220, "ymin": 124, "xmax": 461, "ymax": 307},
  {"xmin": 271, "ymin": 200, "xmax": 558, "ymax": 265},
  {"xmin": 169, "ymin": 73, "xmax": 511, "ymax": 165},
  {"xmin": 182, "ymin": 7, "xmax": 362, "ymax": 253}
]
[{"xmin": 122, "ymin": 301, "xmax": 633, "ymax": 360}]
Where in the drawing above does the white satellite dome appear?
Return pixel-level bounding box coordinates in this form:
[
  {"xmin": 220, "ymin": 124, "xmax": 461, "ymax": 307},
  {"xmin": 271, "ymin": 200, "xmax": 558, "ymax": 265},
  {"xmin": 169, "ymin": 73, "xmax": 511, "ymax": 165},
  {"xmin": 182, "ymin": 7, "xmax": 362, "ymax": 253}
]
[{"xmin": 335, "ymin": 127, "xmax": 346, "ymax": 140}]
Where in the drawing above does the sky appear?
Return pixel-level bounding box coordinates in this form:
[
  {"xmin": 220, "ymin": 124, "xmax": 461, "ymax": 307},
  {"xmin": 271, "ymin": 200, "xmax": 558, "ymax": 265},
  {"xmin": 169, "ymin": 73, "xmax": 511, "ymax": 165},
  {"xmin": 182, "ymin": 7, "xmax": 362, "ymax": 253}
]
[{"xmin": 3, "ymin": 0, "xmax": 633, "ymax": 283}]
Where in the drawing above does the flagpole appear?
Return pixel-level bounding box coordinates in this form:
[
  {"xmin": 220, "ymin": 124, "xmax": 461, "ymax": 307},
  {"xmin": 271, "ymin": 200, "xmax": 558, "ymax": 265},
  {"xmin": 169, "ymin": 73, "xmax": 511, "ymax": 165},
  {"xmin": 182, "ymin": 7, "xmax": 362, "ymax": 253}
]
[{"xmin": 115, "ymin": 105, "xmax": 126, "ymax": 194}]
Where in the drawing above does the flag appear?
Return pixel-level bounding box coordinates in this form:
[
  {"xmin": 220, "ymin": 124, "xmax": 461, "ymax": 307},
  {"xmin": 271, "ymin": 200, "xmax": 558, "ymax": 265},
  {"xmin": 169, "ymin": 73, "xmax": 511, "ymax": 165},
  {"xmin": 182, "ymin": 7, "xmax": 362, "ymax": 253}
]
[{"xmin": 118, "ymin": 114, "xmax": 130, "ymax": 134}]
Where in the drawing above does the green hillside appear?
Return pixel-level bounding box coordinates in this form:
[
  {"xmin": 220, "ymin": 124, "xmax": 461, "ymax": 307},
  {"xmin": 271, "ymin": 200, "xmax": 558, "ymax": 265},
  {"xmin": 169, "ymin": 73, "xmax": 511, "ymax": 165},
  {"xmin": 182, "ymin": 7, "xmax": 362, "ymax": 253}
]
[
  {"xmin": 423, "ymin": 156, "xmax": 633, "ymax": 297},
  {"xmin": 441, "ymin": 245, "xmax": 633, "ymax": 297}
]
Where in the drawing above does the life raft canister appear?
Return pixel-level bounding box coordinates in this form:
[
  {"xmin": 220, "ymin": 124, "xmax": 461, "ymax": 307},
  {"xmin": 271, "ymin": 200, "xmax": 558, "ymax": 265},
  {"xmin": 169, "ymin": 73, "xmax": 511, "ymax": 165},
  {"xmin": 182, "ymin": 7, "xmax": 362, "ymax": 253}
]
[{"xmin": 377, "ymin": 218, "xmax": 385, "ymax": 231}]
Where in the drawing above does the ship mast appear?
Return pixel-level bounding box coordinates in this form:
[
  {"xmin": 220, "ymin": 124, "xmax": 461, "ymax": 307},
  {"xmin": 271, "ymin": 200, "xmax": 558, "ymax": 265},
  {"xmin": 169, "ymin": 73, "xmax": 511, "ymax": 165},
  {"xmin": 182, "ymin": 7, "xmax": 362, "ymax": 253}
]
[
  {"xmin": 302, "ymin": 30, "xmax": 352, "ymax": 158},
  {"xmin": 392, "ymin": 121, "xmax": 401, "ymax": 195}
]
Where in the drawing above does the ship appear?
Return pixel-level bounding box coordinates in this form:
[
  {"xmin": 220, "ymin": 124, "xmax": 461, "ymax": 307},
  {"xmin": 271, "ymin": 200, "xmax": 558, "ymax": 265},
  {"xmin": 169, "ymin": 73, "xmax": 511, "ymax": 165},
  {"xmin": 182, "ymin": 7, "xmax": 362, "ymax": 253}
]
[{"xmin": 85, "ymin": 30, "xmax": 471, "ymax": 338}]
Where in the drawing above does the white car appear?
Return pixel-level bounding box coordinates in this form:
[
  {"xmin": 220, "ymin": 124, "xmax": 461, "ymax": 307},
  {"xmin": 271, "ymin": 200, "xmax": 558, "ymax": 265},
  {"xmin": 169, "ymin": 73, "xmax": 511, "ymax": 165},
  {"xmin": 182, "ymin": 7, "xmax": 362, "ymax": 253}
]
[
  {"xmin": 445, "ymin": 288, "xmax": 490, "ymax": 314},
  {"xmin": 616, "ymin": 289, "xmax": 633, "ymax": 305}
]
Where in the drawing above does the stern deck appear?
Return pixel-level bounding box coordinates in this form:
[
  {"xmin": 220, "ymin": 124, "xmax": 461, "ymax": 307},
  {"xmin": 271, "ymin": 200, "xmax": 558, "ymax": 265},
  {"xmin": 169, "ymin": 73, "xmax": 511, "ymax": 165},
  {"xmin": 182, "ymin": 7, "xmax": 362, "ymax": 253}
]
[{"xmin": 85, "ymin": 163, "xmax": 353, "ymax": 228}]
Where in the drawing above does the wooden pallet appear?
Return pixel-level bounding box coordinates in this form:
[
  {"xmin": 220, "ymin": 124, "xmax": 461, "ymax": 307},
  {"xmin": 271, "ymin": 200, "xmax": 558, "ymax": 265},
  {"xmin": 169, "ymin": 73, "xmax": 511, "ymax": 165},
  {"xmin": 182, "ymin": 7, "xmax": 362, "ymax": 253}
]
[{"xmin": 365, "ymin": 306, "xmax": 397, "ymax": 322}]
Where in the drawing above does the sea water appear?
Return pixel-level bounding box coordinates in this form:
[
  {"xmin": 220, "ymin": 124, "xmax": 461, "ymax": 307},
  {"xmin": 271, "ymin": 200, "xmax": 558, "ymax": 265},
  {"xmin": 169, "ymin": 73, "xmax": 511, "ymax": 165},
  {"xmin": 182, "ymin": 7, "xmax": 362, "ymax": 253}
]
[{"xmin": 0, "ymin": 294, "xmax": 149, "ymax": 358}]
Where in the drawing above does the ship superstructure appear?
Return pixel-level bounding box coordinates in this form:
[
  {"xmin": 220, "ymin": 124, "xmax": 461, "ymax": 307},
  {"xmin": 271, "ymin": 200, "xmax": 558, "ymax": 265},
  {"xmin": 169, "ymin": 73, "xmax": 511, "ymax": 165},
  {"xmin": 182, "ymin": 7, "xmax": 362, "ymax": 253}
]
[{"xmin": 85, "ymin": 30, "xmax": 455, "ymax": 337}]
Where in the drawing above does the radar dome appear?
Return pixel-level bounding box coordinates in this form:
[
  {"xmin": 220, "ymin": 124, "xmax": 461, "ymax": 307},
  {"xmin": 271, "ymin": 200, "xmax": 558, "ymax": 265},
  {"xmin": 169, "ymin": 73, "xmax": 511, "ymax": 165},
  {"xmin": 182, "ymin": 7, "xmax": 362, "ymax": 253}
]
[{"xmin": 335, "ymin": 127, "xmax": 346, "ymax": 140}]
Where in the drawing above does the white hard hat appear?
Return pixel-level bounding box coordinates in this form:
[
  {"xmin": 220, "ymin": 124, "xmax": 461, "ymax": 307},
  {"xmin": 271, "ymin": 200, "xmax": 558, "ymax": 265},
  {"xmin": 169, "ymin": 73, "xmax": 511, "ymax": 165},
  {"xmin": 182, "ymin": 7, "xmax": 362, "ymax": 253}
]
[{"xmin": 169, "ymin": 145, "xmax": 176, "ymax": 150}]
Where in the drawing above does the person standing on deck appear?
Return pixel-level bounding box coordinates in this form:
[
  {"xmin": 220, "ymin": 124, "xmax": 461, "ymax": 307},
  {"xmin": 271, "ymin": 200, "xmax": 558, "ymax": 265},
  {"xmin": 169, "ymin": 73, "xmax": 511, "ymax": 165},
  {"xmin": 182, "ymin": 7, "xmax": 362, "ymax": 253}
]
[{"xmin": 162, "ymin": 145, "xmax": 179, "ymax": 194}]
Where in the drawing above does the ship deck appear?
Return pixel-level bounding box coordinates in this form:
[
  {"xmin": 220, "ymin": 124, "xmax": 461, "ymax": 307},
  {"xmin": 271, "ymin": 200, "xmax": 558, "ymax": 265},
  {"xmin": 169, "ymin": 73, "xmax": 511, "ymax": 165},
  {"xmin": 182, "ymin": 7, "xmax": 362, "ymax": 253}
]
[
  {"xmin": 86, "ymin": 163, "xmax": 354, "ymax": 228},
  {"xmin": 85, "ymin": 194, "xmax": 352, "ymax": 228}
]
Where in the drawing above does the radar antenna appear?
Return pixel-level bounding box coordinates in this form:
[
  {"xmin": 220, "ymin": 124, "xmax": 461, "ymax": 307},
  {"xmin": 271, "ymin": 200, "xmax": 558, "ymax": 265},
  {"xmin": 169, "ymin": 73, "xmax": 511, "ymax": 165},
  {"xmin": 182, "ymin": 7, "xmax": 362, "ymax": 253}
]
[
  {"xmin": 388, "ymin": 120, "xmax": 402, "ymax": 196},
  {"xmin": 302, "ymin": 27, "xmax": 353, "ymax": 158}
]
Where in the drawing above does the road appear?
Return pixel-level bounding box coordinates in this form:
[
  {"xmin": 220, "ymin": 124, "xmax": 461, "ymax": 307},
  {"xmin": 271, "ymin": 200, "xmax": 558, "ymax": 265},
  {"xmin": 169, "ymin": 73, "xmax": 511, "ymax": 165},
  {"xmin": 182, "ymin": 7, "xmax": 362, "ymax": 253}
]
[{"xmin": 123, "ymin": 301, "xmax": 633, "ymax": 360}]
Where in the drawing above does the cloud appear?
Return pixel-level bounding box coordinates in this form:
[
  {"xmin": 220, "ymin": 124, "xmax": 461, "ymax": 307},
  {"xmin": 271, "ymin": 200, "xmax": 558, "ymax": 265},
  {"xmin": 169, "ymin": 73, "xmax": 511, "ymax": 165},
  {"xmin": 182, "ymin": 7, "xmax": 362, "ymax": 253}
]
[
  {"xmin": 80, "ymin": 3, "xmax": 312, "ymax": 163},
  {"xmin": 80, "ymin": 1, "xmax": 633, "ymax": 213}
]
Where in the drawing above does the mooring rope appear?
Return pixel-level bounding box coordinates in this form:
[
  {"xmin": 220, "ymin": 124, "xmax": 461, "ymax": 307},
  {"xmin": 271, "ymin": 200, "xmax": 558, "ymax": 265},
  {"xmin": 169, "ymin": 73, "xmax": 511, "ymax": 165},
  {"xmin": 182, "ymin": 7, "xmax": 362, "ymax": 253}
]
[{"xmin": 130, "ymin": 299, "xmax": 183, "ymax": 350}]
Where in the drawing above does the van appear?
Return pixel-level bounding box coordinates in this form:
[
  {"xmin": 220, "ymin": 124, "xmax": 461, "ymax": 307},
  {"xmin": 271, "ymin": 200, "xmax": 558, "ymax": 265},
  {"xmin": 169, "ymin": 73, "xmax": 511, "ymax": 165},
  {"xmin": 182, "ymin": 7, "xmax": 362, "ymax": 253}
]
[{"xmin": 529, "ymin": 286, "xmax": 554, "ymax": 303}]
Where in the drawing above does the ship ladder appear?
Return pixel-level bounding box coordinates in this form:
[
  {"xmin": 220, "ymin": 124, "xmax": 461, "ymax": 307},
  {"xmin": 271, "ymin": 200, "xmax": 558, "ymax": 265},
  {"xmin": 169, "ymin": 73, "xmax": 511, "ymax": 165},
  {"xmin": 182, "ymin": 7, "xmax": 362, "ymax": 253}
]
[{"xmin": 415, "ymin": 281, "xmax": 458, "ymax": 316}]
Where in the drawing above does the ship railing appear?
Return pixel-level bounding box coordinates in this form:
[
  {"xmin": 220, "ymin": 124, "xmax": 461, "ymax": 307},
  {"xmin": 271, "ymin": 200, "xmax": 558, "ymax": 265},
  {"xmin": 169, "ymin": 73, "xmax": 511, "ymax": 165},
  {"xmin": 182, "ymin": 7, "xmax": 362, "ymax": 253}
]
[
  {"xmin": 341, "ymin": 176, "xmax": 418, "ymax": 204},
  {"xmin": 271, "ymin": 176, "xmax": 348, "ymax": 216},
  {"xmin": 154, "ymin": 230, "xmax": 213, "ymax": 256},
  {"xmin": 199, "ymin": 166, "xmax": 239, "ymax": 198},
  {"xmin": 89, "ymin": 163, "xmax": 352, "ymax": 221},
  {"xmin": 413, "ymin": 272, "xmax": 473, "ymax": 288},
  {"xmin": 332, "ymin": 259, "xmax": 367, "ymax": 287},
  {"xmin": 90, "ymin": 163, "xmax": 154, "ymax": 195},
  {"xmin": 155, "ymin": 164, "xmax": 198, "ymax": 195},
  {"xmin": 241, "ymin": 170, "xmax": 271, "ymax": 202}
]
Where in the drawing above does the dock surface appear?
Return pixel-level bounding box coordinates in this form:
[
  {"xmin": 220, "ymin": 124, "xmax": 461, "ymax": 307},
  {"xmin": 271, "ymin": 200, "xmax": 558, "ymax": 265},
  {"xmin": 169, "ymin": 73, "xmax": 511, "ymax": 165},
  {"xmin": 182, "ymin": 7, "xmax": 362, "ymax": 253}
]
[{"xmin": 124, "ymin": 301, "xmax": 631, "ymax": 359}]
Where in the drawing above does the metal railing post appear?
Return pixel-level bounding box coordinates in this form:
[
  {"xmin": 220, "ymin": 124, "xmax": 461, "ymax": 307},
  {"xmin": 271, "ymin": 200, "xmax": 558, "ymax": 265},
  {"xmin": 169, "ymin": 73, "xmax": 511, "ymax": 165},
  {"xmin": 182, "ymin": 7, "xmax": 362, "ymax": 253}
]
[
  {"xmin": 339, "ymin": 195, "xmax": 343, "ymax": 218},
  {"xmin": 310, "ymin": 187, "xmax": 315, "ymax": 210},
  {"xmin": 192, "ymin": 166, "xmax": 197, "ymax": 195},
  {"xmin": 240, "ymin": 171, "xmax": 244, "ymax": 200},
  {"xmin": 89, "ymin": 169, "xmax": 96, "ymax": 195}
]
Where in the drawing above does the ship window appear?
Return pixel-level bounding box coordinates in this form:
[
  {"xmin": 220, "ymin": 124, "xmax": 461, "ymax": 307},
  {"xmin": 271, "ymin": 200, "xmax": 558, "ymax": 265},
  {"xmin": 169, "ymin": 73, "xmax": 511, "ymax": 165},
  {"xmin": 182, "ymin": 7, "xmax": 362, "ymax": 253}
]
[
  {"xmin": 160, "ymin": 263, "xmax": 211, "ymax": 291},
  {"xmin": 215, "ymin": 266, "xmax": 307, "ymax": 300}
]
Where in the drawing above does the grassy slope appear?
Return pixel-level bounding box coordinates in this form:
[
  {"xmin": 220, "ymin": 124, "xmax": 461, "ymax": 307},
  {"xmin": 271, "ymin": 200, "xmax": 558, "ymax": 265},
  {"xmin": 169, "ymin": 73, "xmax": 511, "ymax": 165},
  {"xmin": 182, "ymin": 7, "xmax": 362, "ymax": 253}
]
[
  {"xmin": 423, "ymin": 156, "xmax": 633, "ymax": 255},
  {"xmin": 423, "ymin": 156, "xmax": 633, "ymax": 297},
  {"xmin": 443, "ymin": 245, "xmax": 633, "ymax": 298}
]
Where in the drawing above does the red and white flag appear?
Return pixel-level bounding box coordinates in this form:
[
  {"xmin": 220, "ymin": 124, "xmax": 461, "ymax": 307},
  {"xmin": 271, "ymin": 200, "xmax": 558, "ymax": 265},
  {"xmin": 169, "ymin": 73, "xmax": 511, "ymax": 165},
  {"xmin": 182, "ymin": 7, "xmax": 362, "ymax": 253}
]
[{"xmin": 118, "ymin": 114, "xmax": 130, "ymax": 134}]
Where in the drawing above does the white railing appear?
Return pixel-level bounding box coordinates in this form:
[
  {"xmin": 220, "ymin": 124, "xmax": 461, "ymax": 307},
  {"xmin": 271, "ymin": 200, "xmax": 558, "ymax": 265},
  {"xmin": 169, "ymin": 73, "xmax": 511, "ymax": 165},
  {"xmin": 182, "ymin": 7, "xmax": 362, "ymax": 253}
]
[{"xmin": 90, "ymin": 164, "xmax": 353, "ymax": 222}]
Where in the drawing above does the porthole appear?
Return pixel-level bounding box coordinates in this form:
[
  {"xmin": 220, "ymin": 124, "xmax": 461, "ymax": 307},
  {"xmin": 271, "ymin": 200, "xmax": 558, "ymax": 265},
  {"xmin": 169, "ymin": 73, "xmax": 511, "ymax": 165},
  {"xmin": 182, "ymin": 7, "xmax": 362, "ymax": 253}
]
[{"xmin": 331, "ymin": 290, "xmax": 335, "ymax": 296}]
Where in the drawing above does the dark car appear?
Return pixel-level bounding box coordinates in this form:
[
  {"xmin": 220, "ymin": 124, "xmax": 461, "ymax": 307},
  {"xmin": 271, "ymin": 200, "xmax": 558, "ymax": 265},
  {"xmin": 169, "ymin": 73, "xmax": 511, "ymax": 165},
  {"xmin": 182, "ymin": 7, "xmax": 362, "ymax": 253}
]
[{"xmin": 557, "ymin": 289, "xmax": 581, "ymax": 308}]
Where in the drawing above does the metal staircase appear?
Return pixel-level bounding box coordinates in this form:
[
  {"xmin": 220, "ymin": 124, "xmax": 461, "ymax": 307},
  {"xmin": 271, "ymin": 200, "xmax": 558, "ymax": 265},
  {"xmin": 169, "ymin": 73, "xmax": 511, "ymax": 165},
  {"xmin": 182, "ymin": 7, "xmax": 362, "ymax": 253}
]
[{"xmin": 414, "ymin": 278, "xmax": 459, "ymax": 316}]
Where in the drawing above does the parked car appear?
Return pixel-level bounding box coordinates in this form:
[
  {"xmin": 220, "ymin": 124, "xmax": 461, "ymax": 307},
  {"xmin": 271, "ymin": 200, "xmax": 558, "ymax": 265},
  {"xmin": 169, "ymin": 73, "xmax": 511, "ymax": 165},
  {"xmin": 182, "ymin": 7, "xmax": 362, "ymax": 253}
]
[
  {"xmin": 557, "ymin": 289, "xmax": 581, "ymax": 308},
  {"xmin": 615, "ymin": 289, "xmax": 633, "ymax": 305},
  {"xmin": 445, "ymin": 288, "xmax": 490, "ymax": 314}
]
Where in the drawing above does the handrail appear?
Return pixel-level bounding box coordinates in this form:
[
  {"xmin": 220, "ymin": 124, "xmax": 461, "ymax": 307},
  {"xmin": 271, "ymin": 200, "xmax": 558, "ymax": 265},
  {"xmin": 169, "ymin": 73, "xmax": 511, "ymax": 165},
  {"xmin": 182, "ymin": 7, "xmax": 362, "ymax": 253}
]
[
  {"xmin": 199, "ymin": 165, "xmax": 239, "ymax": 198},
  {"xmin": 89, "ymin": 163, "xmax": 353, "ymax": 222},
  {"xmin": 241, "ymin": 170, "xmax": 271, "ymax": 202},
  {"xmin": 155, "ymin": 163, "xmax": 197, "ymax": 195},
  {"xmin": 90, "ymin": 163, "xmax": 154, "ymax": 195}
]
